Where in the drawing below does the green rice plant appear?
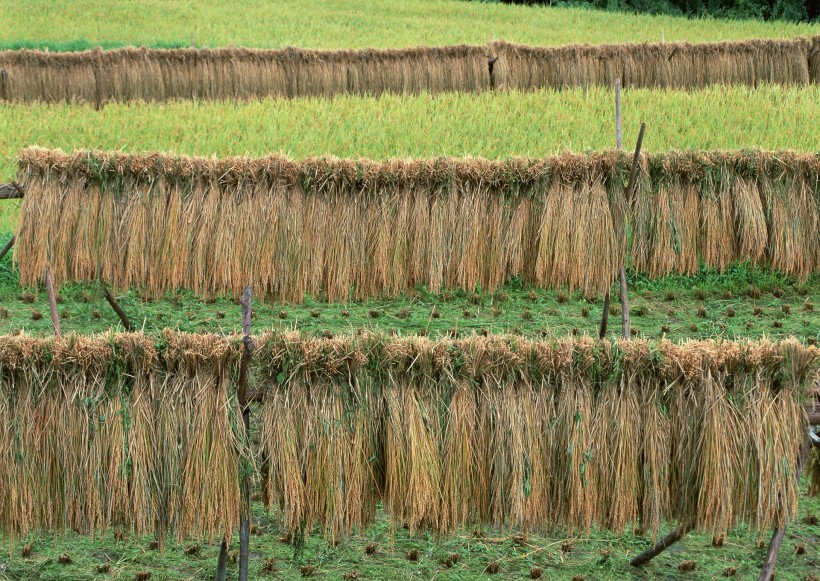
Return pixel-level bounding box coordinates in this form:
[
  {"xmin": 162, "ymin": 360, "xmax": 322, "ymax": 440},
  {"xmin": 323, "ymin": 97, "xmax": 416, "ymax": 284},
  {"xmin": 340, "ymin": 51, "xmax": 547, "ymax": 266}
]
[
  {"xmin": 2, "ymin": 1, "xmax": 816, "ymax": 51},
  {"xmin": 0, "ymin": 85, "xmax": 818, "ymax": 186}
]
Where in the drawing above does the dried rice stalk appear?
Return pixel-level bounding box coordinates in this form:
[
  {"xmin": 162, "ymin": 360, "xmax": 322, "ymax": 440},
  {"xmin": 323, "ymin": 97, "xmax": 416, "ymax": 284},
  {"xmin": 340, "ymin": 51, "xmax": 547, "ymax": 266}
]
[{"xmin": 0, "ymin": 332, "xmax": 817, "ymax": 542}]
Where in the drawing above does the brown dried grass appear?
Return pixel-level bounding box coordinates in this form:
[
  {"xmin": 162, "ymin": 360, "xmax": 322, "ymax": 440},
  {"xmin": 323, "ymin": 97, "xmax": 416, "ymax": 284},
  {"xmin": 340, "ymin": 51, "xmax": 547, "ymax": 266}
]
[
  {"xmin": 490, "ymin": 37, "xmax": 813, "ymax": 91},
  {"xmin": 0, "ymin": 45, "xmax": 489, "ymax": 104},
  {"xmin": 16, "ymin": 148, "xmax": 819, "ymax": 302},
  {"xmin": 0, "ymin": 332, "xmax": 816, "ymax": 541},
  {"xmin": 1, "ymin": 37, "xmax": 817, "ymax": 104}
]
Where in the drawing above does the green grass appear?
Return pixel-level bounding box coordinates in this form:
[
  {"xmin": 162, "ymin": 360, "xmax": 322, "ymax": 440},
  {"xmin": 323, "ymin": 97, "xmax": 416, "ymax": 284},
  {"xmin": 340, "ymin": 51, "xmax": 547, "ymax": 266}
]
[
  {"xmin": 0, "ymin": 0, "xmax": 816, "ymax": 50},
  {"xmin": 1, "ymin": 487, "xmax": 817, "ymax": 580},
  {"xmin": 1, "ymin": 236, "xmax": 816, "ymax": 342},
  {"xmin": 1, "ymin": 85, "xmax": 818, "ymax": 182}
]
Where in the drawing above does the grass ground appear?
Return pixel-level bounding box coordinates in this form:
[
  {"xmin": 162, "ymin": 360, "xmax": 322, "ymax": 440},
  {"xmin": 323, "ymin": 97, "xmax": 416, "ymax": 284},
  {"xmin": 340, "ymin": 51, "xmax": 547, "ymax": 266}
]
[
  {"xmin": 0, "ymin": 235, "xmax": 816, "ymax": 343},
  {"xmin": 0, "ymin": 0, "xmax": 816, "ymax": 50},
  {"xmin": 1, "ymin": 85, "xmax": 818, "ymax": 182},
  {"xmin": 0, "ymin": 488, "xmax": 817, "ymax": 580}
]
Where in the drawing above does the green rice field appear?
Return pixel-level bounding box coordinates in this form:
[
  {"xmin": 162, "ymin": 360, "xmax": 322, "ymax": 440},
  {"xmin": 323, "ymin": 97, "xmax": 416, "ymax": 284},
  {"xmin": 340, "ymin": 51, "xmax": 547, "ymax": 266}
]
[
  {"xmin": 1, "ymin": 85, "xmax": 818, "ymax": 183},
  {"xmin": 1, "ymin": 0, "xmax": 816, "ymax": 50}
]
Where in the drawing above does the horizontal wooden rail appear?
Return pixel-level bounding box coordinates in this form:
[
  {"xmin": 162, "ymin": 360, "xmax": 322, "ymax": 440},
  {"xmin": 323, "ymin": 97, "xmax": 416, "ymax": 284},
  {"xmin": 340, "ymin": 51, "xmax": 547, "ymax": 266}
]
[{"xmin": 0, "ymin": 182, "xmax": 24, "ymax": 199}]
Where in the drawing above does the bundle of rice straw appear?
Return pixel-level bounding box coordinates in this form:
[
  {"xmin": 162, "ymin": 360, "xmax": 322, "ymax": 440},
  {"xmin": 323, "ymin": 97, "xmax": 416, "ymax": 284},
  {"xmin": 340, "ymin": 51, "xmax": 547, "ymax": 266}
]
[{"xmin": 15, "ymin": 148, "xmax": 818, "ymax": 303}]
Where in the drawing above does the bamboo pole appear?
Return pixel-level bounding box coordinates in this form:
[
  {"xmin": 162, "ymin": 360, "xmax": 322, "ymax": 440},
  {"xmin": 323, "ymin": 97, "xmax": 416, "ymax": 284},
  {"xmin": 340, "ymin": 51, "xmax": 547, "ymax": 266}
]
[
  {"xmin": 44, "ymin": 266, "xmax": 61, "ymax": 337},
  {"xmin": 238, "ymin": 286, "xmax": 255, "ymax": 581},
  {"xmin": 101, "ymin": 284, "xmax": 133, "ymax": 331}
]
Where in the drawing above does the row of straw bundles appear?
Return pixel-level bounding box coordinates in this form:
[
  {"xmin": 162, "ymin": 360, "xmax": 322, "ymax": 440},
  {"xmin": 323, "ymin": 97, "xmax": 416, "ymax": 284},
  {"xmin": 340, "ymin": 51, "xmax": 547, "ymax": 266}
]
[
  {"xmin": 0, "ymin": 45, "xmax": 489, "ymax": 103},
  {"xmin": 14, "ymin": 148, "xmax": 820, "ymax": 302},
  {"xmin": 0, "ymin": 332, "xmax": 816, "ymax": 542},
  {"xmin": 489, "ymin": 38, "xmax": 815, "ymax": 90},
  {"xmin": 1, "ymin": 37, "xmax": 818, "ymax": 104},
  {"xmin": 0, "ymin": 332, "xmax": 243, "ymax": 544}
]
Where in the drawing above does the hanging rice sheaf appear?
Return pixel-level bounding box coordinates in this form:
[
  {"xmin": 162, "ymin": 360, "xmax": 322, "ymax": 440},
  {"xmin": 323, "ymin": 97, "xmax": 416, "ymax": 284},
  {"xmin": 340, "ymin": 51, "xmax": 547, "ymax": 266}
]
[
  {"xmin": 14, "ymin": 148, "xmax": 820, "ymax": 302},
  {"xmin": 490, "ymin": 37, "xmax": 817, "ymax": 91},
  {"xmin": 0, "ymin": 45, "xmax": 490, "ymax": 104},
  {"xmin": 0, "ymin": 331, "xmax": 243, "ymax": 544},
  {"xmin": 0, "ymin": 332, "xmax": 816, "ymax": 542},
  {"xmin": 1, "ymin": 37, "xmax": 818, "ymax": 104}
]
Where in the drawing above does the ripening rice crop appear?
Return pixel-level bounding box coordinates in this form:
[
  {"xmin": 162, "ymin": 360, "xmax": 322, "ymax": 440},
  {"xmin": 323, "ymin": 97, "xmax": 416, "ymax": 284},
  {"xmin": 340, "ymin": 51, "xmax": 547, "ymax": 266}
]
[
  {"xmin": 0, "ymin": 84, "xmax": 817, "ymax": 189},
  {"xmin": 3, "ymin": 0, "xmax": 816, "ymax": 51}
]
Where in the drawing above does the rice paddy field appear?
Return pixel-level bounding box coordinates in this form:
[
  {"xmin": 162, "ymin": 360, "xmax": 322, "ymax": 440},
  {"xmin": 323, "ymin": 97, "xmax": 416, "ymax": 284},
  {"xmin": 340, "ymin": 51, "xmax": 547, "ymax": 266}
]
[
  {"xmin": 0, "ymin": 85, "xmax": 818, "ymax": 183},
  {"xmin": 1, "ymin": 0, "xmax": 816, "ymax": 49},
  {"xmin": 1, "ymin": 0, "xmax": 819, "ymax": 580}
]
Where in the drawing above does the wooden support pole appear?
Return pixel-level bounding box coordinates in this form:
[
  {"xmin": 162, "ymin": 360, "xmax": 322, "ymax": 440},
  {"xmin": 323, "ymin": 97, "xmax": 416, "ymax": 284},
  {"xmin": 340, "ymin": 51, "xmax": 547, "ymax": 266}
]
[
  {"xmin": 238, "ymin": 286, "xmax": 255, "ymax": 581},
  {"xmin": 758, "ymin": 439, "xmax": 812, "ymax": 581},
  {"xmin": 44, "ymin": 267, "xmax": 61, "ymax": 337},
  {"xmin": 615, "ymin": 78, "xmax": 622, "ymax": 149},
  {"xmin": 0, "ymin": 182, "xmax": 25, "ymax": 199},
  {"xmin": 619, "ymin": 121, "xmax": 646, "ymax": 339},
  {"xmin": 600, "ymin": 79, "xmax": 626, "ymax": 340},
  {"xmin": 0, "ymin": 235, "xmax": 14, "ymax": 262},
  {"xmin": 619, "ymin": 266, "xmax": 630, "ymax": 339},
  {"xmin": 101, "ymin": 284, "xmax": 133, "ymax": 331},
  {"xmin": 214, "ymin": 538, "xmax": 229, "ymax": 581},
  {"xmin": 758, "ymin": 528, "xmax": 785, "ymax": 581},
  {"xmin": 630, "ymin": 522, "xmax": 693, "ymax": 567}
]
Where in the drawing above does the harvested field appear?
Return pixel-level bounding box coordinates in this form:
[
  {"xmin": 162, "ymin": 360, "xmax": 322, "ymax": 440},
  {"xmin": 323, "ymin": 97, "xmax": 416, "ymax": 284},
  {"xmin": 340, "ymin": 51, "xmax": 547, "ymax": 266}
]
[
  {"xmin": 0, "ymin": 332, "xmax": 815, "ymax": 542},
  {"xmin": 14, "ymin": 148, "xmax": 820, "ymax": 302},
  {"xmin": 1, "ymin": 37, "xmax": 819, "ymax": 103}
]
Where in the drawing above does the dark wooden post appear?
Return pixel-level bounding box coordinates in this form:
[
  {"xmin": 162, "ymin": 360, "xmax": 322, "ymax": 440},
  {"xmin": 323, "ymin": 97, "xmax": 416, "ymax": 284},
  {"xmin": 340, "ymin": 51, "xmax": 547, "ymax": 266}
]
[
  {"xmin": 619, "ymin": 265, "xmax": 630, "ymax": 338},
  {"xmin": 101, "ymin": 284, "xmax": 133, "ymax": 331},
  {"xmin": 44, "ymin": 267, "xmax": 61, "ymax": 336},
  {"xmin": 215, "ymin": 286, "xmax": 255, "ymax": 580},
  {"xmin": 599, "ymin": 78, "xmax": 622, "ymax": 339},
  {"xmin": 0, "ymin": 182, "xmax": 25, "ymax": 199},
  {"xmin": 0, "ymin": 183, "xmax": 23, "ymax": 263},
  {"xmin": 238, "ymin": 286, "xmax": 254, "ymax": 581},
  {"xmin": 758, "ymin": 438, "xmax": 812, "ymax": 580},
  {"xmin": 630, "ymin": 522, "xmax": 693, "ymax": 566},
  {"xmin": 214, "ymin": 538, "xmax": 229, "ymax": 581},
  {"xmin": 0, "ymin": 235, "xmax": 14, "ymax": 262},
  {"xmin": 93, "ymin": 47, "xmax": 102, "ymax": 111},
  {"xmin": 620, "ymin": 122, "xmax": 645, "ymax": 339}
]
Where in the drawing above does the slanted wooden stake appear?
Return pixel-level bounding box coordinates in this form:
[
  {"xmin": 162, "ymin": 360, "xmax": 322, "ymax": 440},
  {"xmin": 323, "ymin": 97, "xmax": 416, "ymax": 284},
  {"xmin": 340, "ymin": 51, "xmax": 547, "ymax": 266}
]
[
  {"xmin": 102, "ymin": 284, "xmax": 133, "ymax": 331},
  {"xmin": 214, "ymin": 538, "xmax": 229, "ymax": 581},
  {"xmin": 620, "ymin": 122, "xmax": 645, "ymax": 338},
  {"xmin": 0, "ymin": 181, "xmax": 25, "ymax": 199},
  {"xmin": 619, "ymin": 265, "xmax": 630, "ymax": 338},
  {"xmin": 599, "ymin": 78, "xmax": 622, "ymax": 338},
  {"xmin": 0, "ymin": 235, "xmax": 14, "ymax": 262},
  {"xmin": 630, "ymin": 522, "xmax": 693, "ymax": 566},
  {"xmin": 44, "ymin": 267, "xmax": 61, "ymax": 337},
  {"xmin": 238, "ymin": 286, "xmax": 255, "ymax": 581},
  {"xmin": 758, "ymin": 438, "xmax": 812, "ymax": 580},
  {"xmin": 0, "ymin": 183, "xmax": 23, "ymax": 263}
]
